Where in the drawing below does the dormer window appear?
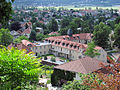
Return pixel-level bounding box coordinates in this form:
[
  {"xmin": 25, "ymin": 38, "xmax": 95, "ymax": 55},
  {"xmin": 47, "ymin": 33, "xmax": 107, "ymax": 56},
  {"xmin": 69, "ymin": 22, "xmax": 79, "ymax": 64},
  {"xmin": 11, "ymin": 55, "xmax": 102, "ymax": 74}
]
[
  {"xmin": 70, "ymin": 44, "xmax": 73, "ymax": 48},
  {"xmin": 52, "ymin": 40, "xmax": 54, "ymax": 43},
  {"xmin": 77, "ymin": 36, "xmax": 80, "ymax": 39},
  {"xmin": 67, "ymin": 37, "xmax": 69, "ymax": 40},
  {"xmin": 49, "ymin": 40, "xmax": 51, "ymax": 43},
  {"xmin": 27, "ymin": 44, "xmax": 32, "ymax": 47},
  {"xmin": 58, "ymin": 42, "xmax": 61, "ymax": 45},
  {"xmin": 62, "ymin": 43, "xmax": 65, "ymax": 46},
  {"xmin": 55, "ymin": 41, "xmax": 57, "ymax": 44},
  {"xmin": 66, "ymin": 43, "xmax": 69, "ymax": 47},
  {"xmin": 74, "ymin": 45, "xmax": 77, "ymax": 49},
  {"xmin": 73, "ymin": 37, "xmax": 76, "ymax": 39}
]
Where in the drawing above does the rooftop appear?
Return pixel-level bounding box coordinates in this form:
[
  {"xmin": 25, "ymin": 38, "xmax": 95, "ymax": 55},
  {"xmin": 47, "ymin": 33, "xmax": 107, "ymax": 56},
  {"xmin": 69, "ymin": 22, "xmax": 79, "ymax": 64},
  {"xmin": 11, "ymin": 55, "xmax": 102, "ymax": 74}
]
[
  {"xmin": 55, "ymin": 57, "xmax": 109, "ymax": 74},
  {"xmin": 33, "ymin": 42, "xmax": 51, "ymax": 46}
]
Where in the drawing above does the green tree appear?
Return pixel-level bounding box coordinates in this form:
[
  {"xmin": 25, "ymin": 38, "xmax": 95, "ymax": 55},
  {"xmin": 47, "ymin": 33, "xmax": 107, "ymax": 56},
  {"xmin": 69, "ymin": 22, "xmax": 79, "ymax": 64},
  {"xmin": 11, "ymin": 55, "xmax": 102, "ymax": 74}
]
[
  {"xmin": 59, "ymin": 27, "xmax": 69, "ymax": 35},
  {"xmin": 36, "ymin": 33, "xmax": 47, "ymax": 41},
  {"xmin": 0, "ymin": 47, "xmax": 42, "ymax": 89},
  {"xmin": 114, "ymin": 23, "xmax": 120, "ymax": 48},
  {"xmin": 93, "ymin": 22, "xmax": 111, "ymax": 49},
  {"xmin": 14, "ymin": 35, "xmax": 29, "ymax": 43},
  {"xmin": 61, "ymin": 18, "xmax": 70, "ymax": 28},
  {"xmin": 48, "ymin": 18, "xmax": 58, "ymax": 32},
  {"xmin": 69, "ymin": 21, "xmax": 78, "ymax": 34},
  {"xmin": 0, "ymin": 28, "xmax": 13, "ymax": 46},
  {"xmin": 31, "ymin": 17, "xmax": 37, "ymax": 24},
  {"xmin": 0, "ymin": 0, "xmax": 14, "ymax": 27},
  {"xmin": 29, "ymin": 30, "xmax": 36, "ymax": 41},
  {"xmin": 10, "ymin": 21, "xmax": 22, "ymax": 31},
  {"xmin": 84, "ymin": 42, "xmax": 100, "ymax": 58},
  {"xmin": 72, "ymin": 18, "xmax": 82, "ymax": 28}
]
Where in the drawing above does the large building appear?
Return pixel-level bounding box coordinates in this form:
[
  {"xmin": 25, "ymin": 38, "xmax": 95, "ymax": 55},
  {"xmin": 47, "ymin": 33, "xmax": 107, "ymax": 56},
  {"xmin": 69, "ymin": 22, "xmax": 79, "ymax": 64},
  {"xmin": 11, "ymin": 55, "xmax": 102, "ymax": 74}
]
[
  {"xmin": 44, "ymin": 33, "xmax": 107, "ymax": 62},
  {"xmin": 8, "ymin": 33, "xmax": 107, "ymax": 63}
]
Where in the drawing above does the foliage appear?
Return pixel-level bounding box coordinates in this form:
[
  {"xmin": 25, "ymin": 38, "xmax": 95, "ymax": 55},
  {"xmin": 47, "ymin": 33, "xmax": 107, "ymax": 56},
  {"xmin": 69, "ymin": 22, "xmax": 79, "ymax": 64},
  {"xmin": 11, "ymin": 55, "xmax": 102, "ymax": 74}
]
[
  {"xmin": 61, "ymin": 18, "xmax": 70, "ymax": 28},
  {"xmin": 44, "ymin": 55, "xmax": 47, "ymax": 60},
  {"xmin": 10, "ymin": 21, "xmax": 22, "ymax": 31},
  {"xmin": 63, "ymin": 57, "xmax": 120, "ymax": 90},
  {"xmin": 0, "ymin": 0, "xmax": 14, "ymax": 27},
  {"xmin": 36, "ymin": 33, "xmax": 47, "ymax": 41},
  {"xmin": 29, "ymin": 30, "xmax": 36, "ymax": 41},
  {"xmin": 84, "ymin": 42, "xmax": 100, "ymax": 58},
  {"xmin": 93, "ymin": 22, "xmax": 111, "ymax": 49},
  {"xmin": 0, "ymin": 28, "xmax": 13, "ymax": 46},
  {"xmin": 62, "ymin": 80, "xmax": 90, "ymax": 90},
  {"xmin": 0, "ymin": 47, "xmax": 42, "ymax": 89},
  {"xmin": 50, "ymin": 57, "xmax": 56, "ymax": 62},
  {"xmin": 48, "ymin": 18, "xmax": 58, "ymax": 32},
  {"xmin": 51, "ymin": 69, "xmax": 75, "ymax": 86},
  {"xmin": 14, "ymin": 35, "xmax": 29, "ymax": 43},
  {"xmin": 82, "ymin": 59, "xmax": 120, "ymax": 90},
  {"xmin": 114, "ymin": 23, "xmax": 120, "ymax": 48},
  {"xmin": 59, "ymin": 27, "xmax": 69, "ymax": 35}
]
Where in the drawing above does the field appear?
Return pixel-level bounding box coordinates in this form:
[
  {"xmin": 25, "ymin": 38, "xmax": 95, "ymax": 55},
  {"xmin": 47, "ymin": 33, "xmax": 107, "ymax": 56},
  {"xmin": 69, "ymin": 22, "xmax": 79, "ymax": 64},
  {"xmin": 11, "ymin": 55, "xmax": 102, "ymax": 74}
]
[{"xmin": 37, "ymin": 5, "xmax": 120, "ymax": 10}]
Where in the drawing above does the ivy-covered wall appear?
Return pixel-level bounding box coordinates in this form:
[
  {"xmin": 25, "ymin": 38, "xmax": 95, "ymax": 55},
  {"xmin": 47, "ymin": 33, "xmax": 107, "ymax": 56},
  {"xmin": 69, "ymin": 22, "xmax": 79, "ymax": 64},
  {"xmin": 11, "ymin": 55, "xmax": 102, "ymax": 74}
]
[{"xmin": 51, "ymin": 69, "xmax": 75, "ymax": 86}]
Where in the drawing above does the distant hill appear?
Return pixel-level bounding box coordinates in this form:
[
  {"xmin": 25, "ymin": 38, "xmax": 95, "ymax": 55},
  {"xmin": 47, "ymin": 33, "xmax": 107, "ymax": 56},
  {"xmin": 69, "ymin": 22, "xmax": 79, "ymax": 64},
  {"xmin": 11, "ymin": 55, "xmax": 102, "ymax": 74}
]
[{"xmin": 13, "ymin": 0, "xmax": 120, "ymax": 7}]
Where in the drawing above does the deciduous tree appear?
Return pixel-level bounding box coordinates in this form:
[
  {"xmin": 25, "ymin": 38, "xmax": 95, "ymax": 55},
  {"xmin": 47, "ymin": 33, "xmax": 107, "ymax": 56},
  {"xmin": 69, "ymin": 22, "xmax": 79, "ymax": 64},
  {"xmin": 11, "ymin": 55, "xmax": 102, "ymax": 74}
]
[
  {"xmin": 0, "ymin": 28, "xmax": 13, "ymax": 46},
  {"xmin": 0, "ymin": 47, "xmax": 42, "ymax": 89},
  {"xmin": 93, "ymin": 22, "xmax": 111, "ymax": 49}
]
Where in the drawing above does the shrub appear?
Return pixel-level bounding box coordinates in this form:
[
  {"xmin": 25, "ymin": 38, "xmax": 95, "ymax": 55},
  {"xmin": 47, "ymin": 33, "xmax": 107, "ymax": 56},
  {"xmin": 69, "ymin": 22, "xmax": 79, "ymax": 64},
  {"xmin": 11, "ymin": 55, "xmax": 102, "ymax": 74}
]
[{"xmin": 51, "ymin": 57, "xmax": 56, "ymax": 62}]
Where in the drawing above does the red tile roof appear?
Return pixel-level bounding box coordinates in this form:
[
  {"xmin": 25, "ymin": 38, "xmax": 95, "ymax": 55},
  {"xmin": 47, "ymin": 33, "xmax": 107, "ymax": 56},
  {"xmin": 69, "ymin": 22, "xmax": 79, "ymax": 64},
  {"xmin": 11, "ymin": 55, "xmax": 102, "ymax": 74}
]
[
  {"xmin": 8, "ymin": 43, "xmax": 32, "ymax": 53},
  {"xmin": 55, "ymin": 57, "xmax": 109, "ymax": 74},
  {"xmin": 48, "ymin": 32, "xmax": 59, "ymax": 35},
  {"xmin": 22, "ymin": 28, "xmax": 31, "ymax": 34},
  {"xmin": 21, "ymin": 40, "xmax": 35, "ymax": 47},
  {"xmin": 45, "ymin": 38, "xmax": 102, "ymax": 52},
  {"xmin": 47, "ymin": 33, "xmax": 92, "ymax": 40}
]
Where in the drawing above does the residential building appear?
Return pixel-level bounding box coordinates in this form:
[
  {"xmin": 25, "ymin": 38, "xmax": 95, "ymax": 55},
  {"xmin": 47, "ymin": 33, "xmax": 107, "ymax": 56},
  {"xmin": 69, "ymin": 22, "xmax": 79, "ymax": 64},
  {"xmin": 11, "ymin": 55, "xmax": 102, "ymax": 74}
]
[{"xmin": 54, "ymin": 57, "xmax": 109, "ymax": 80}]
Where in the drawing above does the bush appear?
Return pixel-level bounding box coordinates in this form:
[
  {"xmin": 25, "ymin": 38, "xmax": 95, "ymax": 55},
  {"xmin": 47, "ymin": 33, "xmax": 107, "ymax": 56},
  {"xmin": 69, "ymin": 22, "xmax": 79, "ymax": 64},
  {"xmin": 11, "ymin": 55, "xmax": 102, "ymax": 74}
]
[
  {"xmin": 44, "ymin": 55, "xmax": 47, "ymax": 60},
  {"xmin": 51, "ymin": 57, "xmax": 56, "ymax": 62}
]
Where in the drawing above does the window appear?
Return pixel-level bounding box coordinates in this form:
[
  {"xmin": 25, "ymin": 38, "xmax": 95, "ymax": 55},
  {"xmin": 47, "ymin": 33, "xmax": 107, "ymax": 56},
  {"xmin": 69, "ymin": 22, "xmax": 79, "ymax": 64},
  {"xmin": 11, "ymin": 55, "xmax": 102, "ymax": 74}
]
[
  {"xmin": 62, "ymin": 43, "xmax": 65, "ymax": 46},
  {"xmin": 103, "ymin": 54, "xmax": 104, "ymax": 57},
  {"xmin": 40, "ymin": 46, "xmax": 41, "ymax": 49},
  {"xmin": 52, "ymin": 40, "xmax": 54, "ymax": 43},
  {"xmin": 40, "ymin": 52, "xmax": 42, "ymax": 55},
  {"xmin": 55, "ymin": 41, "xmax": 57, "ymax": 44},
  {"xmin": 70, "ymin": 44, "xmax": 73, "ymax": 48},
  {"xmin": 73, "ymin": 37, "xmax": 76, "ymax": 39},
  {"xmin": 77, "ymin": 36, "xmax": 80, "ymax": 39},
  {"xmin": 74, "ymin": 45, "xmax": 77, "ymax": 49},
  {"xmin": 58, "ymin": 42, "xmax": 61, "ymax": 45},
  {"xmin": 27, "ymin": 44, "xmax": 32, "ymax": 47},
  {"xmin": 44, "ymin": 51, "xmax": 46, "ymax": 54},
  {"xmin": 49, "ymin": 40, "xmax": 51, "ymax": 43},
  {"xmin": 66, "ymin": 43, "xmax": 69, "ymax": 47}
]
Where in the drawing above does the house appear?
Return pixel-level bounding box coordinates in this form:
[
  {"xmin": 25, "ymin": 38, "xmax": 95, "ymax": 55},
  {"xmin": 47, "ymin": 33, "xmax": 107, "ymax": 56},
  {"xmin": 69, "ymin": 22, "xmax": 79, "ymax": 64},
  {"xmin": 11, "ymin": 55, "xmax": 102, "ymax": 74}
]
[
  {"xmin": 8, "ymin": 42, "xmax": 32, "ymax": 54},
  {"xmin": 45, "ymin": 33, "xmax": 107, "ymax": 62},
  {"xmin": 31, "ymin": 42, "xmax": 51, "ymax": 56},
  {"xmin": 48, "ymin": 32, "xmax": 59, "ymax": 36},
  {"xmin": 36, "ymin": 27, "xmax": 44, "ymax": 34},
  {"xmin": 54, "ymin": 57, "xmax": 109, "ymax": 81},
  {"xmin": 10, "ymin": 30, "xmax": 21, "ymax": 40},
  {"xmin": 10, "ymin": 22, "xmax": 32, "ymax": 39},
  {"xmin": 22, "ymin": 27, "xmax": 31, "ymax": 38}
]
